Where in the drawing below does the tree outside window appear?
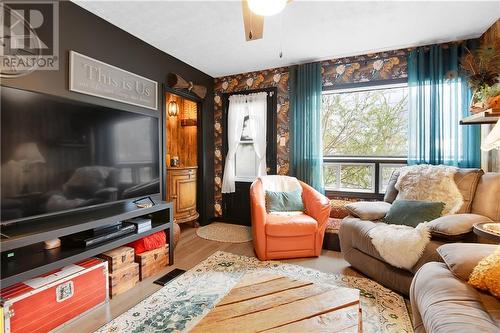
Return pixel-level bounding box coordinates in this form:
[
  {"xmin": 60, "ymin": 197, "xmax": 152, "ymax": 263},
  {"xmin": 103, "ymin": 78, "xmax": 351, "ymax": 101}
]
[{"xmin": 322, "ymin": 85, "xmax": 408, "ymax": 193}]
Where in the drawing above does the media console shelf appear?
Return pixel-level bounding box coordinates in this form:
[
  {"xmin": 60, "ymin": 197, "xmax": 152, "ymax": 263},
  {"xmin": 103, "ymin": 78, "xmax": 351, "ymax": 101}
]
[{"xmin": 1, "ymin": 200, "xmax": 174, "ymax": 288}]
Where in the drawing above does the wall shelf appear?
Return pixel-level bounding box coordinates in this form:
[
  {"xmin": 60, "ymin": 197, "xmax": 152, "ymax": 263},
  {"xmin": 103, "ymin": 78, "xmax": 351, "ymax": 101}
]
[
  {"xmin": 1, "ymin": 200, "xmax": 174, "ymax": 288},
  {"xmin": 460, "ymin": 109, "xmax": 500, "ymax": 125}
]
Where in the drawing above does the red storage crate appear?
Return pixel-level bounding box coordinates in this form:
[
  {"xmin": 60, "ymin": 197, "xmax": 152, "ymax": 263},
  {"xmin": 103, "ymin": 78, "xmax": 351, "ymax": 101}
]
[{"xmin": 1, "ymin": 258, "xmax": 108, "ymax": 333}]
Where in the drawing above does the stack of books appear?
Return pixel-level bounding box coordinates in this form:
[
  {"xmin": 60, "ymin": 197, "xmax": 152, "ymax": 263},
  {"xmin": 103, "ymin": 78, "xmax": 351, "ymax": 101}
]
[{"xmin": 124, "ymin": 218, "xmax": 152, "ymax": 233}]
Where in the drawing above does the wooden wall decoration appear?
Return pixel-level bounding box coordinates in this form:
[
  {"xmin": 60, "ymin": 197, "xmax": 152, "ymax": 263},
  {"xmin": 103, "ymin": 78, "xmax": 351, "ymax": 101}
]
[
  {"xmin": 166, "ymin": 92, "xmax": 198, "ymax": 167},
  {"xmin": 481, "ymin": 18, "xmax": 499, "ymax": 44}
]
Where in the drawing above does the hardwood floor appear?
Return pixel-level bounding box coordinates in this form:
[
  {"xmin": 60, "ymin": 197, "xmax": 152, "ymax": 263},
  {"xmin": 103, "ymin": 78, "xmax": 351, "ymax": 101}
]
[{"xmin": 58, "ymin": 225, "xmax": 359, "ymax": 333}]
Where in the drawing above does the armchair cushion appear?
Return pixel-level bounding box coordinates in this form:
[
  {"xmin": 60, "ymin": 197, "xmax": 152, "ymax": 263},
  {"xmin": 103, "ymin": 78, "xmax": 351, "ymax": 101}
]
[
  {"xmin": 428, "ymin": 214, "xmax": 493, "ymax": 240},
  {"xmin": 266, "ymin": 213, "xmax": 317, "ymax": 237},
  {"xmin": 345, "ymin": 201, "xmax": 391, "ymax": 220}
]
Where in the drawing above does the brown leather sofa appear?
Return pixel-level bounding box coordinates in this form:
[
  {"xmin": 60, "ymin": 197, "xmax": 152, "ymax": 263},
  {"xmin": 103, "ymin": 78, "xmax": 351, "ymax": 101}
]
[
  {"xmin": 250, "ymin": 179, "xmax": 331, "ymax": 260},
  {"xmin": 339, "ymin": 170, "xmax": 500, "ymax": 296},
  {"xmin": 411, "ymin": 243, "xmax": 500, "ymax": 333}
]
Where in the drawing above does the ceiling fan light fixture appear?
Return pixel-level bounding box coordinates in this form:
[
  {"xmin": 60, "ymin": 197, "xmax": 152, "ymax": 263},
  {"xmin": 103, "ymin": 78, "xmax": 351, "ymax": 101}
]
[{"xmin": 247, "ymin": 0, "xmax": 287, "ymax": 16}]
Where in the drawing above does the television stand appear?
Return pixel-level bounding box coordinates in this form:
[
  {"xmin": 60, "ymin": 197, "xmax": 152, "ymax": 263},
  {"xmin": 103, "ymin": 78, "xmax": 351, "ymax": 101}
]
[{"xmin": 0, "ymin": 200, "xmax": 174, "ymax": 288}]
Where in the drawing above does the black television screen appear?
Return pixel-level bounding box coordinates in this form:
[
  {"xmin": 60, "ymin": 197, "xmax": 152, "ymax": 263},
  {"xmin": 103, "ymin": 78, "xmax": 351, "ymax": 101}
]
[{"xmin": 1, "ymin": 86, "xmax": 161, "ymax": 223}]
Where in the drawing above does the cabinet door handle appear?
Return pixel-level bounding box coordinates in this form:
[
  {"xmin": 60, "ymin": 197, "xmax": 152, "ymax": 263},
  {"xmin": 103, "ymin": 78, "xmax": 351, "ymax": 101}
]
[{"xmin": 171, "ymin": 195, "xmax": 178, "ymax": 199}]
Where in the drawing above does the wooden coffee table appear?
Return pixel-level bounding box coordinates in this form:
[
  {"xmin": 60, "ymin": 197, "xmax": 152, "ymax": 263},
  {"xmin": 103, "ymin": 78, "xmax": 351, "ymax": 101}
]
[{"xmin": 190, "ymin": 272, "xmax": 361, "ymax": 333}]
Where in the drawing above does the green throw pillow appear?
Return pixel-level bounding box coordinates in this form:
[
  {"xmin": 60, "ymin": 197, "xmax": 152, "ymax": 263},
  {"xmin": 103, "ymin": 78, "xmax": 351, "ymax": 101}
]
[
  {"xmin": 265, "ymin": 190, "xmax": 304, "ymax": 213},
  {"xmin": 384, "ymin": 200, "xmax": 445, "ymax": 227}
]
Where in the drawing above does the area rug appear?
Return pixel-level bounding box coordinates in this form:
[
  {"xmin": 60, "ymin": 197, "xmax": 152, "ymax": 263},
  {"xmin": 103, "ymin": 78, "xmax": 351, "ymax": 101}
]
[
  {"xmin": 95, "ymin": 251, "xmax": 413, "ymax": 333},
  {"xmin": 196, "ymin": 222, "xmax": 252, "ymax": 243}
]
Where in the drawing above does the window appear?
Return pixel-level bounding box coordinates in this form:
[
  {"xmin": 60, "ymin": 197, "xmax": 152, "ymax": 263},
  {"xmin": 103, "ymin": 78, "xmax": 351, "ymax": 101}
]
[
  {"xmin": 322, "ymin": 83, "xmax": 408, "ymax": 195},
  {"xmin": 235, "ymin": 115, "xmax": 260, "ymax": 182},
  {"xmin": 222, "ymin": 91, "xmax": 268, "ymax": 193}
]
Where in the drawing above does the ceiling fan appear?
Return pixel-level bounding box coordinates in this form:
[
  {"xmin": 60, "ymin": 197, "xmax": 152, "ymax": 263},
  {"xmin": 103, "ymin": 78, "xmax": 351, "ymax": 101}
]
[{"xmin": 241, "ymin": 0, "xmax": 291, "ymax": 41}]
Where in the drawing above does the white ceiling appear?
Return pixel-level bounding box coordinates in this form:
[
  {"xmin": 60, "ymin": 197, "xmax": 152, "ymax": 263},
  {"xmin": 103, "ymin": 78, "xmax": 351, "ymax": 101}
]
[{"xmin": 73, "ymin": 1, "xmax": 499, "ymax": 78}]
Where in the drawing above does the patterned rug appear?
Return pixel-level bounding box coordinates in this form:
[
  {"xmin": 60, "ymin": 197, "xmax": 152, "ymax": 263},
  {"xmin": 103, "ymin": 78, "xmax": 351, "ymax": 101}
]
[
  {"xmin": 96, "ymin": 251, "xmax": 413, "ymax": 333},
  {"xmin": 196, "ymin": 222, "xmax": 252, "ymax": 243}
]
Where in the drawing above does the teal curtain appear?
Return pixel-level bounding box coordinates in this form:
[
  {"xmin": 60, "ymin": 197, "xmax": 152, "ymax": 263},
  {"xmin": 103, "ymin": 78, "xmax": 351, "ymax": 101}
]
[
  {"xmin": 408, "ymin": 43, "xmax": 480, "ymax": 167},
  {"xmin": 289, "ymin": 62, "xmax": 324, "ymax": 192}
]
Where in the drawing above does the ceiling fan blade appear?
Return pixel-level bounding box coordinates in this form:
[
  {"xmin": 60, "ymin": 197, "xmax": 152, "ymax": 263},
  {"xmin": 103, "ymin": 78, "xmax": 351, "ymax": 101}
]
[{"xmin": 242, "ymin": 0, "xmax": 264, "ymax": 41}]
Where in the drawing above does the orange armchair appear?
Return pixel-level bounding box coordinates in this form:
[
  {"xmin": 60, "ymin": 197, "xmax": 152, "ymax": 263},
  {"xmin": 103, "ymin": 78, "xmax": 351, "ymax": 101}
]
[{"xmin": 250, "ymin": 178, "xmax": 331, "ymax": 260}]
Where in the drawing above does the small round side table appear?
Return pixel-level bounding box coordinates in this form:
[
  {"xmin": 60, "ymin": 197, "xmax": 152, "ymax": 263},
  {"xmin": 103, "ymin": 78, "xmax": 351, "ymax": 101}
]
[{"xmin": 473, "ymin": 222, "xmax": 500, "ymax": 244}]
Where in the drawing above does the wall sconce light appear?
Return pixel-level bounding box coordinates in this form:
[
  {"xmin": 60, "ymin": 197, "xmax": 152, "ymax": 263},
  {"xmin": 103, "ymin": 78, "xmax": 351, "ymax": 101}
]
[{"xmin": 168, "ymin": 100, "xmax": 179, "ymax": 117}]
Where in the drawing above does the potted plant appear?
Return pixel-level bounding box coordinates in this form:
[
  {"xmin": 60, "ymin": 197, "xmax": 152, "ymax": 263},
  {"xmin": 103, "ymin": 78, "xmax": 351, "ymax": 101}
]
[{"xmin": 460, "ymin": 39, "xmax": 500, "ymax": 113}]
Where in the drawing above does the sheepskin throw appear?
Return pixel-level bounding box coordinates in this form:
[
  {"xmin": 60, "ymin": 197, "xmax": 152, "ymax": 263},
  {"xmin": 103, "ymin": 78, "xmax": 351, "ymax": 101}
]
[
  {"xmin": 395, "ymin": 164, "xmax": 463, "ymax": 215},
  {"xmin": 370, "ymin": 223, "xmax": 431, "ymax": 270},
  {"xmin": 258, "ymin": 175, "xmax": 302, "ymax": 193}
]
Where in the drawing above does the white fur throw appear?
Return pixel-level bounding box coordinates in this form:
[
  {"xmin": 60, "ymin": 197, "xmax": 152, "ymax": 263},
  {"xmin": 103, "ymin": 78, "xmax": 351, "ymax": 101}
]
[
  {"xmin": 395, "ymin": 164, "xmax": 463, "ymax": 215},
  {"xmin": 369, "ymin": 223, "xmax": 430, "ymax": 270},
  {"xmin": 258, "ymin": 175, "xmax": 302, "ymax": 193}
]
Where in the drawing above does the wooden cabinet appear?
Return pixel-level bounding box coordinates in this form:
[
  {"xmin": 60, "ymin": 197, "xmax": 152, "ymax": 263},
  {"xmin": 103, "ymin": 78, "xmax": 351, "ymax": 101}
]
[{"xmin": 166, "ymin": 166, "xmax": 199, "ymax": 224}]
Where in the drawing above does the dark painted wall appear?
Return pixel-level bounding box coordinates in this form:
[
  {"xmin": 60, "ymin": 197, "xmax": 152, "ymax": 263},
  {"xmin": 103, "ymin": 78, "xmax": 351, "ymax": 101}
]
[{"xmin": 2, "ymin": 1, "xmax": 215, "ymax": 224}]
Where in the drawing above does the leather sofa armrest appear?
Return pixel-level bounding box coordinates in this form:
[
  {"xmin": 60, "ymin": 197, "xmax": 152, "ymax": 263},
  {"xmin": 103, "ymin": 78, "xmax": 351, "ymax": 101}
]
[
  {"xmin": 299, "ymin": 181, "xmax": 331, "ymax": 228},
  {"xmin": 410, "ymin": 262, "xmax": 499, "ymax": 333}
]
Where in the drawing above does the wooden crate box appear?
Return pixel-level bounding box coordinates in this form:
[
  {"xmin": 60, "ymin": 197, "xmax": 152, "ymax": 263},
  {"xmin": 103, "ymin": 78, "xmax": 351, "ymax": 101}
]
[
  {"xmin": 109, "ymin": 262, "xmax": 139, "ymax": 297},
  {"xmin": 98, "ymin": 246, "xmax": 135, "ymax": 272},
  {"xmin": 135, "ymin": 245, "xmax": 169, "ymax": 280}
]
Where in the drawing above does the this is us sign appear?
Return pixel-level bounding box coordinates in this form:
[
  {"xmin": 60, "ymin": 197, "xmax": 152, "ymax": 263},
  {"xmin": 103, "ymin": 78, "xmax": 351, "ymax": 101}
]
[{"xmin": 69, "ymin": 51, "xmax": 158, "ymax": 110}]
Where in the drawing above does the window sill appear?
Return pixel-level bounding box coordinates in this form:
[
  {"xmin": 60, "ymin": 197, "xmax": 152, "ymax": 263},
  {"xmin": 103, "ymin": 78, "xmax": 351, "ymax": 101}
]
[{"xmin": 325, "ymin": 190, "xmax": 384, "ymax": 201}]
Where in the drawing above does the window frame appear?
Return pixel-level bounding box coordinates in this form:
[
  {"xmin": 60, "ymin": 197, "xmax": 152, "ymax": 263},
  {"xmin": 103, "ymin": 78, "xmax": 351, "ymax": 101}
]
[
  {"xmin": 220, "ymin": 87, "xmax": 278, "ymax": 184},
  {"xmin": 321, "ymin": 81, "xmax": 408, "ymax": 199}
]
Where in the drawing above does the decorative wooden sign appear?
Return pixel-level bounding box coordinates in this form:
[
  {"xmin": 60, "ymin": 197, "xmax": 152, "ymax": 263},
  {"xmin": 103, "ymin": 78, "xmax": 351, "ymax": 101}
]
[{"xmin": 69, "ymin": 51, "xmax": 158, "ymax": 110}]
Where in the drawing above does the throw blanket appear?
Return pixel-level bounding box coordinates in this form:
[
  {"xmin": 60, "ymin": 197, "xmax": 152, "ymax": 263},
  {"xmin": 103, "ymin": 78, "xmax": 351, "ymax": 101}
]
[
  {"xmin": 369, "ymin": 223, "xmax": 430, "ymax": 270},
  {"xmin": 258, "ymin": 175, "xmax": 302, "ymax": 193},
  {"xmin": 395, "ymin": 164, "xmax": 463, "ymax": 215}
]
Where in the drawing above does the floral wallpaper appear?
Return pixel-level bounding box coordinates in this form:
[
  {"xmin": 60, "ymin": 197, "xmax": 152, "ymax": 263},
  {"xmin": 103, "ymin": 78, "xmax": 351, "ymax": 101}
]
[
  {"xmin": 321, "ymin": 49, "xmax": 408, "ymax": 87},
  {"xmin": 213, "ymin": 49, "xmax": 408, "ymax": 217}
]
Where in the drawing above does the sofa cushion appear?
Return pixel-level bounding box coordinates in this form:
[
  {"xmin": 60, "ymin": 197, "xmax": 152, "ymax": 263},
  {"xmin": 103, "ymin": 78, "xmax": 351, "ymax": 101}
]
[
  {"xmin": 454, "ymin": 169, "xmax": 484, "ymax": 213},
  {"xmin": 395, "ymin": 165, "xmax": 464, "ymax": 215},
  {"xmin": 411, "ymin": 262, "xmax": 500, "ymax": 333},
  {"xmin": 437, "ymin": 243, "xmax": 498, "ymax": 281},
  {"xmin": 384, "ymin": 168, "xmax": 484, "ymax": 214},
  {"xmin": 472, "ymin": 173, "xmax": 500, "ymax": 221},
  {"xmin": 345, "ymin": 201, "xmax": 391, "ymax": 220},
  {"xmin": 384, "ymin": 200, "xmax": 444, "ymax": 227},
  {"xmin": 266, "ymin": 213, "xmax": 317, "ymax": 237},
  {"xmin": 428, "ymin": 214, "xmax": 493, "ymax": 240}
]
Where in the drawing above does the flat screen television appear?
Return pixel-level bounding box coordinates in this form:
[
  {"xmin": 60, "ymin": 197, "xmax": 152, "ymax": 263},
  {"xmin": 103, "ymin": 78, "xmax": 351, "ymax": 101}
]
[{"xmin": 1, "ymin": 86, "xmax": 161, "ymax": 224}]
